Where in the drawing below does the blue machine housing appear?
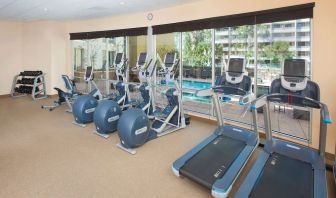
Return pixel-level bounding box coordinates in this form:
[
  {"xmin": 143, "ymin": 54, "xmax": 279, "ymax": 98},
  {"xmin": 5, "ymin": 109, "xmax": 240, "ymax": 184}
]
[
  {"xmin": 72, "ymin": 95, "xmax": 98, "ymax": 124},
  {"xmin": 117, "ymin": 108, "xmax": 150, "ymax": 149},
  {"xmin": 135, "ymin": 83, "xmax": 153, "ymax": 115},
  {"xmin": 93, "ymin": 100, "xmax": 122, "ymax": 135},
  {"xmin": 112, "ymin": 82, "xmax": 128, "ymax": 104},
  {"xmin": 215, "ymin": 75, "xmax": 251, "ymax": 95}
]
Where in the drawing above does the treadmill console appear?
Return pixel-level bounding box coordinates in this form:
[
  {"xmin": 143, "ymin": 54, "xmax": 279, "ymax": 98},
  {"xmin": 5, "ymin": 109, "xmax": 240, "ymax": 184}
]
[
  {"xmin": 225, "ymin": 58, "xmax": 245, "ymax": 84},
  {"xmin": 280, "ymin": 59, "xmax": 308, "ymax": 92}
]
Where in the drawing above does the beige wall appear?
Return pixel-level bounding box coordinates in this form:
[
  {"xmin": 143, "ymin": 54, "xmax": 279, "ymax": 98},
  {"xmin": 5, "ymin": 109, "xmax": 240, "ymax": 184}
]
[
  {"xmin": 22, "ymin": 21, "xmax": 68, "ymax": 92},
  {"xmin": 0, "ymin": 21, "xmax": 22, "ymax": 95},
  {"xmin": 0, "ymin": 0, "xmax": 335, "ymax": 154}
]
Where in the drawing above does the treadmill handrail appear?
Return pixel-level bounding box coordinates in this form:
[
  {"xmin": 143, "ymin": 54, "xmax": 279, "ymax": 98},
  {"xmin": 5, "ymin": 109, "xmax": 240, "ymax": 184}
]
[
  {"xmin": 196, "ymin": 85, "xmax": 251, "ymax": 106},
  {"xmin": 251, "ymin": 93, "xmax": 332, "ymax": 124},
  {"xmin": 212, "ymin": 85, "xmax": 247, "ymax": 95}
]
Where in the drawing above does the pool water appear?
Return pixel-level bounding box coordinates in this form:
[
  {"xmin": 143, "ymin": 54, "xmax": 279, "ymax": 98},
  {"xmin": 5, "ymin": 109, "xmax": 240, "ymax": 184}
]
[
  {"xmin": 181, "ymin": 80, "xmax": 212, "ymax": 103},
  {"xmin": 182, "ymin": 80, "xmax": 212, "ymax": 90}
]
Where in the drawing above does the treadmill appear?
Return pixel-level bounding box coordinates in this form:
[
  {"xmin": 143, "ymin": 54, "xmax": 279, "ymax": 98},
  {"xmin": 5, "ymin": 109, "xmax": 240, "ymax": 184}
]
[
  {"xmin": 235, "ymin": 59, "xmax": 332, "ymax": 198},
  {"xmin": 172, "ymin": 58, "xmax": 259, "ymax": 198}
]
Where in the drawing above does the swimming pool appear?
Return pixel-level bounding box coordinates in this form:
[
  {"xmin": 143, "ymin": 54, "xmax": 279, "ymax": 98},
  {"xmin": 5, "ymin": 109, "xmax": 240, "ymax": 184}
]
[
  {"xmin": 182, "ymin": 80, "xmax": 212, "ymax": 90},
  {"xmin": 181, "ymin": 80, "xmax": 212, "ymax": 103}
]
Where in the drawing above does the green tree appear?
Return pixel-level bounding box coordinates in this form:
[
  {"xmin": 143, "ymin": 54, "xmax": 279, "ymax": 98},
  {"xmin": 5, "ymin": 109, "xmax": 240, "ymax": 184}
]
[
  {"xmin": 183, "ymin": 30, "xmax": 212, "ymax": 67},
  {"xmin": 231, "ymin": 24, "xmax": 269, "ymax": 61},
  {"xmin": 262, "ymin": 41, "xmax": 294, "ymax": 64}
]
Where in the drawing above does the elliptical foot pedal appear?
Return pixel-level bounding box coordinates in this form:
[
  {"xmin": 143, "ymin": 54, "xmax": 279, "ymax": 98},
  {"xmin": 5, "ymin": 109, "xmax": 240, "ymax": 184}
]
[
  {"xmin": 93, "ymin": 131, "xmax": 110, "ymax": 139},
  {"xmin": 117, "ymin": 143, "xmax": 136, "ymax": 155},
  {"xmin": 72, "ymin": 121, "xmax": 86, "ymax": 128}
]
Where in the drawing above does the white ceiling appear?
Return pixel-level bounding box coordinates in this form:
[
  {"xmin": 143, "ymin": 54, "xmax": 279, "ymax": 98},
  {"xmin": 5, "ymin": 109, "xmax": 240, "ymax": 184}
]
[{"xmin": 0, "ymin": 0, "xmax": 198, "ymax": 21}]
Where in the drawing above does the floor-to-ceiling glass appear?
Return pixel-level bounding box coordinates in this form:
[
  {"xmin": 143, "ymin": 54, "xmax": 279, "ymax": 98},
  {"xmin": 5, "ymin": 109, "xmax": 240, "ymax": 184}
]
[
  {"xmin": 106, "ymin": 37, "xmax": 125, "ymax": 94},
  {"xmin": 182, "ymin": 29, "xmax": 213, "ymax": 115},
  {"xmin": 215, "ymin": 25, "xmax": 256, "ymax": 127},
  {"xmin": 155, "ymin": 33, "xmax": 181, "ymax": 109},
  {"xmin": 256, "ymin": 19, "xmax": 312, "ymax": 141},
  {"xmin": 127, "ymin": 35, "xmax": 147, "ymax": 101},
  {"xmin": 72, "ymin": 39, "xmax": 89, "ymax": 93}
]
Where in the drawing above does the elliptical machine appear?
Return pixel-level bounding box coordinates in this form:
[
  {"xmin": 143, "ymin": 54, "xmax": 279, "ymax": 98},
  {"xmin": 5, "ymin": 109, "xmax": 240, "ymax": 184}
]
[
  {"xmin": 116, "ymin": 52, "xmax": 187, "ymax": 154},
  {"xmin": 71, "ymin": 65, "xmax": 106, "ymax": 127},
  {"xmin": 93, "ymin": 52, "xmax": 154, "ymax": 138},
  {"xmin": 109, "ymin": 52, "xmax": 129, "ymax": 107}
]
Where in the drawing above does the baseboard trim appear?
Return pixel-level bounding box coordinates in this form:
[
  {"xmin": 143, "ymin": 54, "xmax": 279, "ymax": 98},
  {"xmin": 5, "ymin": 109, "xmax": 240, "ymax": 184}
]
[{"xmin": 0, "ymin": 94, "xmax": 10, "ymax": 98}]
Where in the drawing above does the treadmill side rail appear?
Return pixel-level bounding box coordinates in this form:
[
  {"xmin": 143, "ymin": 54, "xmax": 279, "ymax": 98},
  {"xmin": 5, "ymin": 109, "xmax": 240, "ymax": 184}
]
[{"xmin": 314, "ymin": 168, "xmax": 328, "ymax": 198}]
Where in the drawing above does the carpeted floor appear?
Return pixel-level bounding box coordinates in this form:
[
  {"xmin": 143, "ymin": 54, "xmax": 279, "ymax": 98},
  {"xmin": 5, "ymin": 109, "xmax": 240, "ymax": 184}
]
[{"xmin": 0, "ymin": 96, "xmax": 335, "ymax": 198}]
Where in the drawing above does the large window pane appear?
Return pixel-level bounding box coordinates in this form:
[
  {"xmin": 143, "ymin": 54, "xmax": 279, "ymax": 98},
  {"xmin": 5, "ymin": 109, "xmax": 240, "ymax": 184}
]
[
  {"xmin": 127, "ymin": 35, "xmax": 147, "ymax": 101},
  {"xmin": 72, "ymin": 40, "xmax": 89, "ymax": 93},
  {"xmin": 106, "ymin": 37, "xmax": 125, "ymax": 95},
  {"xmin": 155, "ymin": 33, "xmax": 181, "ymax": 108},
  {"xmin": 128, "ymin": 35, "xmax": 147, "ymax": 82},
  {"xmin": 182, "ymin": 29, "xmax": 212, "ymax": 115},
  {"xmin": 215, "ymin": 25, "xmax": 255, "ymax": 126},
  {"xmin": 256, "ymin": 19, "xmax": 312, "ymax": 142},
  {"xmin": 87, "ymin": 38, "xmax": 108, "ymax": 95}
]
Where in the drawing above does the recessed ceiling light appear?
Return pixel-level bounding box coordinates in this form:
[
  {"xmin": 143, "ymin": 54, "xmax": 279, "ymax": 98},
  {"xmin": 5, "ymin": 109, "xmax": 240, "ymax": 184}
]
[{"xmin": 119, "ymin": 1, "xmax": 125, "ymax": 5}]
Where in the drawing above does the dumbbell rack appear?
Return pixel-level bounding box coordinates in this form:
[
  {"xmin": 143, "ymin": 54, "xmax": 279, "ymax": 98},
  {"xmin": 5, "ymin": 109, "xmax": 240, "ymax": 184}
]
[{"xmin": 10, "ymin": 71, "xmax": 48, "ymax": 100}]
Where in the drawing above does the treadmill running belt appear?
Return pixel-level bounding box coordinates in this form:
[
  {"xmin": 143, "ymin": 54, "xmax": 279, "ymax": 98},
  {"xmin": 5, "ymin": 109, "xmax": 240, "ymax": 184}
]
[
  {"xmin": 180, "ymin": 136, "xmax": 245, "ymax": 189},
  {"xmin": 250, "ymin": 153, "xmax": 313, "ymax": 198}
]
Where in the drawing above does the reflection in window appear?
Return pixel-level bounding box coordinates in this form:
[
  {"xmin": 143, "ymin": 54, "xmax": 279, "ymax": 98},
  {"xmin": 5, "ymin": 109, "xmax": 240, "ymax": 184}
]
[{"xmin": 155, "ymin": 33, "xmax": 181, "ymax": 108}]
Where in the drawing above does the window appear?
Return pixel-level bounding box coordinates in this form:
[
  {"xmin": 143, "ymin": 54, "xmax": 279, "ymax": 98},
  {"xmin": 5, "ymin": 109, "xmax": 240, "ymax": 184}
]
[
  {"xmin": 106, "ymin": 37, "xmax": 125, "ymax": 82},
  {"xmin": 128, "ymin": 35, "xmax": 147, "ymax": 82},
  {"xmin": 156, "ymin": 33, "xmax": 181, "ymax": 108},
  {"xmin": 72, "ymin": 40, "xmax": 89, "ymax": 93},
  {"xmin": 215, "ymin": 25, "xmax": 255, "ymax": 125},
  {"xmin": 257, "ymin": 19, "xmax": 312, "ymax": 141},
  {"xmin": 182, "ymin": 29, "xmax": 213, "ymax": 114}
]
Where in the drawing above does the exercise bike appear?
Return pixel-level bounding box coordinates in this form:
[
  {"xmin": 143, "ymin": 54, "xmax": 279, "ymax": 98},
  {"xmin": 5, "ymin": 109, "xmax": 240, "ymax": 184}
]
[{"xmin": 41, "ymin": 75, "xmax": 80, "ymax": 112}]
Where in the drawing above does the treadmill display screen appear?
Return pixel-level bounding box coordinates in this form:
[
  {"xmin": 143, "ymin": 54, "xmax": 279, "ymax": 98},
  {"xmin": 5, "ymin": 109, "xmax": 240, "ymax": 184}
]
[
  {"xmin": 228, "ymin": 58, "xmax": 244, "ymax": 73},
  {"xmin": 284, "ymin": 59, "xmax": 306, "ymax": 77},
  {"xmin": 85, "ymin": 66, "xmax": 93, "ymax": 78}
]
